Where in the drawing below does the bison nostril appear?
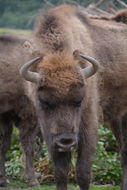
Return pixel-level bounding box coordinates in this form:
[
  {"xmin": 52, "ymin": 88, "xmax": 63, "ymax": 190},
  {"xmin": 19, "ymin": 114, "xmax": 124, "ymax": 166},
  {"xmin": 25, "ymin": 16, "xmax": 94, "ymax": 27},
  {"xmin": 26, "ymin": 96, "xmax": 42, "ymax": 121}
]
[{"xmin": 60, "ymin": 138, "xmax": 73, "ymax": 145}]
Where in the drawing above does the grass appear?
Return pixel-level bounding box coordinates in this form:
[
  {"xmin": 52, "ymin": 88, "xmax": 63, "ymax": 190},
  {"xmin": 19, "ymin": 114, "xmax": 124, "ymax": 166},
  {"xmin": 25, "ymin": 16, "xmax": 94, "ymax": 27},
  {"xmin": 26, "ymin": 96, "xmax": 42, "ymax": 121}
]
[
  {"xmin": 0, "ymin": 28, "xmax": 31, "ymax": 35},
  {"xmin": 1, "ymin": 184, "xmax": 120, "ymax": 190},
  {"xmin": 3, "ymin": 180, "xmax": 120, "ymax": 190},
  {"xmin": 90, "ymin": 186, "xmax": 120, "ymax": 190},
  {"xmin": 30, "ymin": 185, "xmax": 120, "ymax": 190}
]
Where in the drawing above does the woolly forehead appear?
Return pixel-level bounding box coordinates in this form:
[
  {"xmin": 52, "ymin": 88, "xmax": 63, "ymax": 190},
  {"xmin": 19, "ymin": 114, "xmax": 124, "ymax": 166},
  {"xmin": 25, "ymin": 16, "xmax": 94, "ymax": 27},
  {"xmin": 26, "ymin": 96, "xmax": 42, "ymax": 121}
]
[{"xmin": 36, "ymin": 53, "xmax": 84, "ymax": 99}]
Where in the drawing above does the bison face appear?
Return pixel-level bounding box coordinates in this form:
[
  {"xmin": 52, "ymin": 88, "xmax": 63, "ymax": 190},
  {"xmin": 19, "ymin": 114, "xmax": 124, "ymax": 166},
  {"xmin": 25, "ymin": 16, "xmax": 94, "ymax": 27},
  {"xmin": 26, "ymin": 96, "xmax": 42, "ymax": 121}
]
[
  {"xmin": 20, "ymin": 52, "xmax": 100, "ymax": 152},
  {"xmin": 36, "ymin": 81, "xmax": 85, "ymax": 152}
]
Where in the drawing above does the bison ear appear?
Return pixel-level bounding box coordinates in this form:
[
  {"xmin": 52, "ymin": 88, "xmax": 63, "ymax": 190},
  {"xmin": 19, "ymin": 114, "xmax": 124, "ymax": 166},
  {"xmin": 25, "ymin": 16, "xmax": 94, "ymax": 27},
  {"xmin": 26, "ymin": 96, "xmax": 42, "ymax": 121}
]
[
  {"xmin": 73, "ymin": 49, "xmax": 86, "ymax": 68},
  {"xmin": 23, "ymin": 40, "xmax": 33, "ymax": 52},
  {"xmin": 23, "ymin": 40, "xmax": 44, "ymax": 59},
  {"xmin": 73, "ymin": 49, "xmax": 81, "ymax": 60}
]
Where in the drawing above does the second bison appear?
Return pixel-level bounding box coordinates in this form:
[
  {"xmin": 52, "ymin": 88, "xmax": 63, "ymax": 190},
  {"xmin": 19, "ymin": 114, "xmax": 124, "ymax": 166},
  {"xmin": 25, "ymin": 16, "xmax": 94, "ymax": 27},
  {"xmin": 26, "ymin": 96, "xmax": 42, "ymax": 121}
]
[{"xmin": 0, "ymin": 34, "xmax": 41, "ymax": 187}]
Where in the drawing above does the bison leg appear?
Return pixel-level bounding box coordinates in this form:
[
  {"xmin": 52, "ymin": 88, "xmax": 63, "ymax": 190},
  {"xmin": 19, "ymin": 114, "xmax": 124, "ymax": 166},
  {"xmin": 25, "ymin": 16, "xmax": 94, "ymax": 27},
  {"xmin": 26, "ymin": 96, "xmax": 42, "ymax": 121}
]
[
  {"xmin": 51, "ymin": 151, "xmax": 71, "ymax": 190},
  {"xmin": 110, "ymin": 116, "xmax": 127, "ymax": 190},
  {"xmin": 120, "ymin": 114, "xmax": 127, "ymax": 190},
  {"xmin": 0, "ymin": 114, "xmax": 13, "ymax": 186},
  {"xmin": 19, "ymin": 121, "xmax": 40, "ymax": 187},
  {"xmin": 110, "ymin": 119, "xmax": 122, "ymax": 148},
  {"xmin": 76, "ymin": 120, "xmax": 97, "ymax": 190},
  {"xmin": 18, "ymin": 96, "xmax": 40, "ymax": 187}
]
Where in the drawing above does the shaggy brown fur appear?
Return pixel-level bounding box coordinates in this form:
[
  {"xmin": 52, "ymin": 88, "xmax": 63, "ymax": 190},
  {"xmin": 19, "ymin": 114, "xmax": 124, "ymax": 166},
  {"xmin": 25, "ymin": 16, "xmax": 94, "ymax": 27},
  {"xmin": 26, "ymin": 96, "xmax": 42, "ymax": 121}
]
[
  {"xmin": 0, "ymin": 34, "xmax": 41, "ymax": 187},
  {"xmin": 21, "ymin": 4, "xmax": 127, "ymax": 190},
  {"xmin": 90, "ymin": 9, "xmax": 127, "ymax": 24}
]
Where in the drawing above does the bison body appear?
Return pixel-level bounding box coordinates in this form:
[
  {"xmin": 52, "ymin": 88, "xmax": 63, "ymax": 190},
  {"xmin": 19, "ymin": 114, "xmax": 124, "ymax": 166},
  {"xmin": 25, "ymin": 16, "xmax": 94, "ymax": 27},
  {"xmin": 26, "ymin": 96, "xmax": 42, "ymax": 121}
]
[
  {"xmin": 20, "ymin": 5, "xmax": 127, "ymax": 190},
  {"xmin": 0, "ymin": 34, "xmax": 40, "ymax": 187},
  {"xmin": 90, "ymin": 13, "xmax": 127, "ymax": 190}
]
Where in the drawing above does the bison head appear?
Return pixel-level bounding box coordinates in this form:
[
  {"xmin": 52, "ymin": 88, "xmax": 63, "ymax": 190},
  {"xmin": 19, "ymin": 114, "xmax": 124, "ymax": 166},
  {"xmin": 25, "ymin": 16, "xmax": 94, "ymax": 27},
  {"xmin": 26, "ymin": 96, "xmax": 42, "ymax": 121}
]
[{"xmin": 20, "ymin": 51, "xmax": 99, "ymax": 152}]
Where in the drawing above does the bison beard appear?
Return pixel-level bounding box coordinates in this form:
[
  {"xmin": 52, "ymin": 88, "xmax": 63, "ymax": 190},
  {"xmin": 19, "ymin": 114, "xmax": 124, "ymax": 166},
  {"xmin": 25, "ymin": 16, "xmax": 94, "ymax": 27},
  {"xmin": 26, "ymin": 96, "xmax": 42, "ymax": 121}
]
[{"xmin": 20, "ymin": 4, "xmax": 127, "ymax": 190}]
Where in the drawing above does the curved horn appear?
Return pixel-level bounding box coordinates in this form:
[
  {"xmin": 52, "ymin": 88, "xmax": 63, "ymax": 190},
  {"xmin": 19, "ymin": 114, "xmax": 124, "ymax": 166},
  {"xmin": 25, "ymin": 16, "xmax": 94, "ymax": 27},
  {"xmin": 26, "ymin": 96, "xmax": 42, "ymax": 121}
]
[
  {"xmin": 80, "ymin": 54, "xmax": 100, "ymax": 78},
  {"xmin": 20, "ymin": 57, "xmax": 42, "ymax": 83}
]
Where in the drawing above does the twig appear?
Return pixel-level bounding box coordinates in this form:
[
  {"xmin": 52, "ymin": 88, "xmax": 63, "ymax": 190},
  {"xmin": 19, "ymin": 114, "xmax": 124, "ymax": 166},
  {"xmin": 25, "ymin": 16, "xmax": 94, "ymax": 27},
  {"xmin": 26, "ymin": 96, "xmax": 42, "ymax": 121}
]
[
  {"xmin": 115, "ymin": 0, "xmax": 127, "ymax": 8},
  {"xmin": 87, "ymin": 0, "xmax": 106, "ymax": 9},
  {"xmin": 95, "ymin": 7, "xmax": 112, "ymax": 15},
  {"xmin": 94, "ymin": 0, "xmax": 106, "ymax": 8},
  {"xmin": 43, "ymin": 0, "xmax": 54, "ymax": 8},
  {"xmin": 87, "ymin": 5, "xmax": 112, "ymax": 16}
]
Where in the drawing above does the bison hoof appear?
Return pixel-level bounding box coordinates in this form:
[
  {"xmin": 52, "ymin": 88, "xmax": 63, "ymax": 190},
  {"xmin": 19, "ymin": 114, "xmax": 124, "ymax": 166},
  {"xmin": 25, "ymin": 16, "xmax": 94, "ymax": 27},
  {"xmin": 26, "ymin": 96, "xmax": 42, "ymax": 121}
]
[
  {"xmin": 0, "ymin": 183, "xmax": 7, "ymax": 187},
  {"xmin": 0, "ymin": 178, "xmax": 7, "ymax": 187}
]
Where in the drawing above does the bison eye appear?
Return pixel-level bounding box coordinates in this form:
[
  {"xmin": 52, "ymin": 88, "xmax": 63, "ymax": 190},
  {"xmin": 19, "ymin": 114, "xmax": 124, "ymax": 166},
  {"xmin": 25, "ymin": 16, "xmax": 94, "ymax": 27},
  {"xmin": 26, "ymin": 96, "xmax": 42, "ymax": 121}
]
[
  {"xmin": 72, "ymin": 100, "xmax": 82, "ymax": 107},
  {"xmin": 39, "ymin": 97, "xmax": 56, "ymax": 110}
]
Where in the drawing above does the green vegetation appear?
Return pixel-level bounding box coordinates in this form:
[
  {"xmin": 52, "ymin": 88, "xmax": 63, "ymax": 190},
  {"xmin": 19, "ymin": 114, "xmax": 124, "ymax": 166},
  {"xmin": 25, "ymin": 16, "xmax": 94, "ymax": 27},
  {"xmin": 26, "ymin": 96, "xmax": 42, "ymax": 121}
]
[
  {"xmin": 0, "ymin": 0, "xmax": 126, "ymax": 29},
  {"xmin": 0, "ymin": 28, "xmax": 31, "ymax": 35},
  {"xmin": 0, "ymin": 0, "xmax": 84, "ymax": 29},
  {"xmin": 93, "ymin": 126, "xmax": 121, "ymax": 185},
  {"xmin": 4, "ymin": 124, "xmax": 121, "ymax": 188},
  {"xmin": 5, "ymin": 180, "xmax": 120, "ymax": 190},
  {"xmin": 5, "ymin": 127, "xmax": 23, "ymax": 180}
]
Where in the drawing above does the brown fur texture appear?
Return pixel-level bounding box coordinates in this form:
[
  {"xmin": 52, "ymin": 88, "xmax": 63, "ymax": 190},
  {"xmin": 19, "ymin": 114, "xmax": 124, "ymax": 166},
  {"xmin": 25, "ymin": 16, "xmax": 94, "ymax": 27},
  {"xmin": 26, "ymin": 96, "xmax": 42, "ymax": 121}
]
[
  {"xmin": 0, "ymin": 34, "xmax": 41, "ymax": 187},
  {"xmin": 113, "ymin": 9, "xmax": 127, "ymax": 23},
  {"xmin": 90, "ymin": 9, "xmax": 127, "ymax": 24},
  {"xmin": 21, "ymin": 4, "xmax": 127, "ymax": 190}
]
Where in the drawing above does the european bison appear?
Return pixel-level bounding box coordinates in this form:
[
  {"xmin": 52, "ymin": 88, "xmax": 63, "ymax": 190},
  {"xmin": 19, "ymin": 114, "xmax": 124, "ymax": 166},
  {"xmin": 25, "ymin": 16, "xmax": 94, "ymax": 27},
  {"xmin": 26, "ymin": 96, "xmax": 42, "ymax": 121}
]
[
  {"xmin": 0, "ymin": 34, "xmax": 40, "ymax": 187},
  {"xmin": 20, "ymin": 5, "xmax": 127, "ymax": 190}
]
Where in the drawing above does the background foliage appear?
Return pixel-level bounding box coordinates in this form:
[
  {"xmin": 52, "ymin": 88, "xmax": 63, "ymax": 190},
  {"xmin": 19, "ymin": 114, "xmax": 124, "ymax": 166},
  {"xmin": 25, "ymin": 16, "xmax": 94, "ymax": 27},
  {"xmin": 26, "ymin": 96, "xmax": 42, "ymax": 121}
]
[
  {"xmin": 5, "ymin": 125, "xmax": 121, "ymax": 185},
  {"xmin": 0, "ymin": 0, "xmax": 127, "ymax": 29}
]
